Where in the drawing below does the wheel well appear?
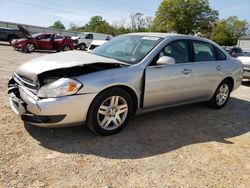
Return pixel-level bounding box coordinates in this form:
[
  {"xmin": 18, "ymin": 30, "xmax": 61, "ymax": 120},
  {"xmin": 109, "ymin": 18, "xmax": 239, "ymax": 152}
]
[
  {"xmin": 223, "ymin": 77, "xmax": 234, "ymax": 91},
  {"xmin": 103, "ymin": 85, "xmax": 138, "ymax": 115}
]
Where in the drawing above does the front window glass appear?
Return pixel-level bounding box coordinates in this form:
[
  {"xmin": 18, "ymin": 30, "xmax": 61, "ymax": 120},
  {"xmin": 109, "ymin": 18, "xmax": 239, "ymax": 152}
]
[
  {"xmin": 160, "ymin": 40, "xmax": 189, "ymax": 64},
  {"xmin": 92, "ymin": 35, "xmax": 163, "ymax": 64},
  {"xmin": 31, "ymin": 33, "xmax": 42, "ymax": 38},
  {"xmin": 54, "ymin": 35, "xmax": 64, "ymax": 40},
  {"xmin": 77, "ymin": 34, "xmax": 86, "ymax": 39}
]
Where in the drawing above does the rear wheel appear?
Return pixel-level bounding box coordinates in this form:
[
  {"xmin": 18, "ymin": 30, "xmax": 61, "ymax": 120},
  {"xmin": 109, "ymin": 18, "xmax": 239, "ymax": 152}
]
[
  {"xmin": 87, "ymin": 88, "xmax": 133, "ymax": 135},
  {"xmin": 208, "ymin": 80, "xmax": 231, "ymax": 109},
  {"xmin": 78, "ymin": 43, "xmax": 86, "ymax": 50},
  {"xmin": 25, "ymin": 43, "xmax": 35, "ymax": 52},
  {"xmin": 63, "ymin": 45, "xmax": 71, "ymax": 51}
]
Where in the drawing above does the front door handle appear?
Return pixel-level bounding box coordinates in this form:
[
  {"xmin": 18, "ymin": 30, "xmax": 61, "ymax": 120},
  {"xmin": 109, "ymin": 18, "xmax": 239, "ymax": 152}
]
[
  {"xmin": 183, "ymin": 68, "xmax": 192, "ymax": 75},
  {"xmin": 216, "ymin": 66, "xmax": 222, "ymax": 71}
]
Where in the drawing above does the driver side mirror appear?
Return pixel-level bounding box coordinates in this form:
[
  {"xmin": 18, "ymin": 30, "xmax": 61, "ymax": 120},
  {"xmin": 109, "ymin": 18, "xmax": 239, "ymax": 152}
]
[{"xmin": 156, "ymin": 56, "xmax": 175, "ymax": 65}]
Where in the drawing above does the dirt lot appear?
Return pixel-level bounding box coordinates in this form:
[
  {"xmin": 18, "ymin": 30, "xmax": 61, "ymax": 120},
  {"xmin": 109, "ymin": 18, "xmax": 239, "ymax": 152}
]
[{"xmin": 0, "ymin": 41, "xmax": 250, "ymax": 188}]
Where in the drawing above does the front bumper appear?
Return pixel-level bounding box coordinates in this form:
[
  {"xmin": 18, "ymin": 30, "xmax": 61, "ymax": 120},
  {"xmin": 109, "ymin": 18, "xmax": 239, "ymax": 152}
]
[
  {"xmin": 11, "ymin": 41, "xmax": 25, "ymax": 49},
  {"xmin": 8, "ymin": 81, "xmax": 97, "ymax": 128}
]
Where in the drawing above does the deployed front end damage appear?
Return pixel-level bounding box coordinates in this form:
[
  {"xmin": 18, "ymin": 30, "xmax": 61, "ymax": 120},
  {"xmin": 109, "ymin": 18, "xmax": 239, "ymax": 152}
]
[{"xmin": 7, "ymin": 61, "xmax": 124, "ymax": 127}]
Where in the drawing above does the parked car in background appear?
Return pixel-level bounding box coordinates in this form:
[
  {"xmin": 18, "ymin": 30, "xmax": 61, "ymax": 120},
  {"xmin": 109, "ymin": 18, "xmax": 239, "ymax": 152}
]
[
  {"xmin": 8, "ymin": 33, "xmax": 243, "ymax": 135},
  {"xmin": 87, "ymin": 40, "xmax": 108, "ymax": 51},
  {"xmin": 11, "ymin": 25, "xmax": 74, "ymax": 52},
  {"xmin": 237, "ymin": 56, "xmax": 250, "ymax": 79},
  {"xmin": 0, "ymin": 27, "xmax": 24, "ymax": 43},
  {"xmin": 71, "ymin": 32, "xmax": 113, "ymax": 50},
  {"xmin": 228, "ymin": 47, "xmax": 244, "ymax": 58}
]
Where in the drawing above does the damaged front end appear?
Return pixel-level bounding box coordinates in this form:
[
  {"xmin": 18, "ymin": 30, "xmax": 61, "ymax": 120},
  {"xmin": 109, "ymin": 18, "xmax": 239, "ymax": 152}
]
[
  {"xmin": 7, "ymin": 62, "xmax": 124, "ymax": 127},
  {"xmin": 8, "ymin": 73, "xmax": 66, "ymax": 124}
]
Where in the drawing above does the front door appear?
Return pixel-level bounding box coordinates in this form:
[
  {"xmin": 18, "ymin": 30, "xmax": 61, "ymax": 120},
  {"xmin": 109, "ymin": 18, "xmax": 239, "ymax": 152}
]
[
  {"xmin": 37, "ymin": 34, "xmax": 52, "ymax": 50},
  {"xmin": 144, "ymin": 40, "xmax": 194, "ymax": 108}
]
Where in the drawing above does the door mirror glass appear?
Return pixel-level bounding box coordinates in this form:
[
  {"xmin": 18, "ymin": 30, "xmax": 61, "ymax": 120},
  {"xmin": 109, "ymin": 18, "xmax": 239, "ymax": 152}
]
[{"xmin": 156, "ymin": 56, "xmax": 176, "ymax": 65}]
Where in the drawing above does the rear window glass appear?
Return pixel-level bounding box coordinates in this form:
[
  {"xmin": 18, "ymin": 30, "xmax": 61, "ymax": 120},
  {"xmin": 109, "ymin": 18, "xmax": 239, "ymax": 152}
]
[
  {"xmin": 215, "ymin": 47, "xmax": 227, "ymax": 61},
  {"xmin": 193, "ymin": 41, "xmax": 216, "ymax": 62}
]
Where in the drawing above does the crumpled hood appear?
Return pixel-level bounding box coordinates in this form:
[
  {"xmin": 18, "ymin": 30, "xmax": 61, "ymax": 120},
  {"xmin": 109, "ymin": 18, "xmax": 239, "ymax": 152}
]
[
  {"xmin": 16, "ymin": 51, "xmax": 127, "ymax": 82},
  {"xmin": 11, "ymin": 38, "xmax": 26, "ymax": 45},
  {"xmin": 237, "ymin": 56, "xmax": 250, "ymax": 69}
]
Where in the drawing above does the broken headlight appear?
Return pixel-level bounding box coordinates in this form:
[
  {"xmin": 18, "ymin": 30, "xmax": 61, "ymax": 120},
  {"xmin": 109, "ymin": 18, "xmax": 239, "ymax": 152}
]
[{"xmin": 37, "ymin": 78, "xmax": 82, "ymax": 98}]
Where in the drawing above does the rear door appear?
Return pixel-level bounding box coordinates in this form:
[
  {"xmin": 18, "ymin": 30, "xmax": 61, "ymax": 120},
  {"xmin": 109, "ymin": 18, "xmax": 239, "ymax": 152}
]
[
  {"xmin": 144, "ymin": 40, "xmax": 194, "ymax": 108},
  {"xmin": 52, "ymin": 34, "xmax": 64, "ymax": 50},
  {"xmin": 190, "ymin": 40, "xmax": 226, "ymax": 100},
  {"xmin": 37, "ymin": 34, "xmax": 52, "ymax": 50}
]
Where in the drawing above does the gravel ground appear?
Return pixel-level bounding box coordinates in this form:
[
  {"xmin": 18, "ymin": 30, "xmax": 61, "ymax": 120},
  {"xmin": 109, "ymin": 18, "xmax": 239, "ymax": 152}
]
[{"xmin": 0, "ymin": 42, "xmax": 250, "ymax": 187}]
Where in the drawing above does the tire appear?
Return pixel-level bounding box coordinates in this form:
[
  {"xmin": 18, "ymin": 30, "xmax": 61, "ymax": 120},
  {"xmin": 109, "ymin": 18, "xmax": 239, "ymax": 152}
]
[
  {"xmin": 78, "ymin": 43, "xmax": 86, "ymax": 50},
  {"xmin": 62, "ymin": 45, "xmax": 71, "ymax": 51},
  {"xmin": 25, "ymin": 43, "xmax": 35, "ymax": 52},
  {"xmin": 87, "ymin": 88, "xmax": 133, "ymax": 136},
  {"xmin": 208, "ymin": 80, "xmax": 232, "ymax": 109}
]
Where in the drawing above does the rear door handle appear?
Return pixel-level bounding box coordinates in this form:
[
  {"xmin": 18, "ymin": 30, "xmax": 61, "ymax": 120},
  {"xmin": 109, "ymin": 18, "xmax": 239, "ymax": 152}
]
[
  {"xmin": 183, "ymin": 69, "xmax": 192, "ymax": 75},
  {"xmin": 216, "ymin": 66, "xmax": 222, "ymax": 71}
]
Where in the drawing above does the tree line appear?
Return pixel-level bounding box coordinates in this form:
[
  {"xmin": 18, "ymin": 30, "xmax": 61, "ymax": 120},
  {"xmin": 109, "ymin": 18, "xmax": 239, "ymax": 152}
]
[{"xmin": 49, "ymin": 0, "xmax": 249, "ymax": 46}]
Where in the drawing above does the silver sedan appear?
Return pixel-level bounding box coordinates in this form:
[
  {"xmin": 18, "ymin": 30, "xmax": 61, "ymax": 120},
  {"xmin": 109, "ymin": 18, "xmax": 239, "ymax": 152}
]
[{"xmin": 8, "ymin": 33, "xmax": 243, "ymax": 135}]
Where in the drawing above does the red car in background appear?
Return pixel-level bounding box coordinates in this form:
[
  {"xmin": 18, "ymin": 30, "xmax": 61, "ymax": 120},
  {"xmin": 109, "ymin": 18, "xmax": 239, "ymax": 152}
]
[{"xmin": 11, "ymin": 25, "xmax": 74, "ymax": 52}]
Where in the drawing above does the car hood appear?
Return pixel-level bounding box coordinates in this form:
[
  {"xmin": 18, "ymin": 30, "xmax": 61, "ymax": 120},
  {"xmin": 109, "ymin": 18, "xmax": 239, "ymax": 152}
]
[
  {"xmin": 71, "ymin": 36, "xmax": 79, "ymax": 40},
  {"xmin": 17, "ymin": 25, "xmax": 31, "ymax": 38},
  {"xmin": 237, "ymin": 56, "xmax": 250, "ymax": 69},
  {"xmin": 16, "ymin": 51, "xmax": 129, "ymax": 82}
]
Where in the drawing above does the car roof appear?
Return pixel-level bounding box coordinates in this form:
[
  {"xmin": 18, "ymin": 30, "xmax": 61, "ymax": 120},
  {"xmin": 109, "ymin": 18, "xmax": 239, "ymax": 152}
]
[
  {"xmin": 125, "ymin": 32, "xmax": 210, "ymax": 40},
  {"xmin": 126, "ymin": 32, "xmax": 222, "ymax": 46}
]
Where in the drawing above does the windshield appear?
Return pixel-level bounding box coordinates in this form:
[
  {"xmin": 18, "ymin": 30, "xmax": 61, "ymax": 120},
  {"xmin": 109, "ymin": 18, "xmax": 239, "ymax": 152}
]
[
  {"xmin": 31, "ymin": 33, "xmax": 42, "ymax": 38},
  {"xmin": 77, "ymin": 33, "xmax": 86, "ymax": 38},
  {"xmin": 91, "ymin": 35, "xmax": 163, "ymax": 64}
]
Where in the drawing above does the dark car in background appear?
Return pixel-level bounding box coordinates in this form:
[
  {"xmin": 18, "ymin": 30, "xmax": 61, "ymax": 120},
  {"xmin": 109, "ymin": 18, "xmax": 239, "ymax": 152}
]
[
  {"xmin": 11, "ymin": 25, "xmax": 75, "ymax": 52},
  {"xmin": 0, "ymin": 27, "xmax": 24, "ymax": 43}
]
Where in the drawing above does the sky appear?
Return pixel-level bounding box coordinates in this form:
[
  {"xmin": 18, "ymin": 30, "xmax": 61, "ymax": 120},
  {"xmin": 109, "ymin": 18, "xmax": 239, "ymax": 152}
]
[{"xmin": 0, "ymin": 0, "xmax": 250, "ymax": 29}]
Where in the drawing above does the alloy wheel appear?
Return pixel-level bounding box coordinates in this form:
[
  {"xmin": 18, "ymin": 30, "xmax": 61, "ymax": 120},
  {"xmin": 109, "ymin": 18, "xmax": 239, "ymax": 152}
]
[
  {"xmin": 97, "ymin": 96, "xmax": 128, "ymax": 130},
  {"xmin": 26, "ymin": 43, "xmax": 35, "ymax": 52},
  {"xmin": 63, "ymin": 45, "xmax": 71, "ymax": 51},
  {"xmin": 216, "ymin": 83, "xmax": 229, "ymax": 106}
]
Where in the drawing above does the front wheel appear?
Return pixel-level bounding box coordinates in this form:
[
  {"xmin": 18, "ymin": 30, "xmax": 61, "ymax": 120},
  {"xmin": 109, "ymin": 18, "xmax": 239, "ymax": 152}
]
[
  {"xmin": 87, "ymin": 88, "xmax": 133, "ymax": 135},
  {"xmin": 78, "ymin": 43, "xmax": 86, "ymax": 50},
  {"xmin": 25, "ymin": 43, "xmax": 35, "ymax": 52},
  {"xmin": 208, "ymin": 80, "xmax": 231, "ymax": 109}
]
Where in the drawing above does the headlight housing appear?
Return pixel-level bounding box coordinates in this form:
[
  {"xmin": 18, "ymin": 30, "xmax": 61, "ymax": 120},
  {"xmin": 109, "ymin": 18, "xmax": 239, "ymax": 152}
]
[{"xmin": 37, "ymin": 78, "xmax": 82, "ymax": 98}]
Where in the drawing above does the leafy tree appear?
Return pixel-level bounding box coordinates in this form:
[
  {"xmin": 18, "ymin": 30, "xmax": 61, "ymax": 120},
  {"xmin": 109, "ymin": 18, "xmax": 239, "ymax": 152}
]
[
  {"xmin": 112, "ymin": 19, "xmax": 131, "ymax": 35},
  {"xmin": 131, "ymin": 13, "xmax": 145, "ymax": 32},
  {"xmin": 152, "ymin": 0, "xmax": 218, "ymax": 34},
  {"xmin": 145, "ymin": 16, "xmax": 154, "ymax": 31},
  {"xmin": 212, "ymin": 16, "xmax": 249, "ymax": 46},
  {"xmin": 68, "ymin": 22, "xmax": 79, "ymax": 31},
  {"xmin": 49, "ymin": 20, "xmax": 65, "ymax": 30},
  {"xmin": 83, "ymin": 16, "xmax": 115, "ymax": 35}
]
